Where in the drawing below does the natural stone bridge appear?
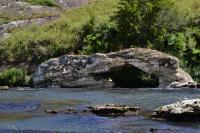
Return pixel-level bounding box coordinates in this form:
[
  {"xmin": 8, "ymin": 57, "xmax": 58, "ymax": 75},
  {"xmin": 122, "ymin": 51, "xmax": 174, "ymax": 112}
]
[{"xmin": 33, "ymin": 48, "xmax": 195, "ymax": 88}]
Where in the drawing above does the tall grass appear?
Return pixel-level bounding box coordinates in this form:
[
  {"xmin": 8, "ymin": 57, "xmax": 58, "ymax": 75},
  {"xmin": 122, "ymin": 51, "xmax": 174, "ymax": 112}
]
[{"xmin": 0, "ymin": 0, "xmax": 118, "ymax": 64}]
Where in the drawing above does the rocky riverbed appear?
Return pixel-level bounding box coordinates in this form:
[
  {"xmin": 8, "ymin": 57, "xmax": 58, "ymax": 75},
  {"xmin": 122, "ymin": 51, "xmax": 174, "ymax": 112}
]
[{"xmin": 0, "ymin": 87, "xmax": 200, "ymax": 133}]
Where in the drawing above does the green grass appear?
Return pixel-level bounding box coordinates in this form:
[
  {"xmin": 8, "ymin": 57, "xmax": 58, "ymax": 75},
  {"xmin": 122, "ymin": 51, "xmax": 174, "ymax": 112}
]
[
  {"xmin": 0, "ymin": 0, "xmax": 118, "ymax": 64},
  {"xmin": 175, "ymin": 0, "xmax": 200, "ymax": 13},
  {"xmin": 22, "ymin": 0, "xmax": 58, "ymax": 7}
]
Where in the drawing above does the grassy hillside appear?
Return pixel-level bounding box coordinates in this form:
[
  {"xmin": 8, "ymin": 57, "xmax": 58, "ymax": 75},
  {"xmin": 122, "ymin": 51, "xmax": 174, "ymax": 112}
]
[
  {"xmin": 176, "ymin": 0, "xmax": 200, "ymax": 13},
  {"xmin": 0, "ymin": 0, "xmax": 118, "ymax": 64},
  {"xmin": 0, "ymin": 0, "xmax": 199, "ymax": 64}
]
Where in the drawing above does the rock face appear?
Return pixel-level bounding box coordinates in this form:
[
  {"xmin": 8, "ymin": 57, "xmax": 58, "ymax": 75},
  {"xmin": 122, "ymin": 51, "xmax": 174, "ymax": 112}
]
[
  {"xmin": 55, "ymin": 0, "xmax": 88, "ymax": 9},
  {"xmin": 153, "ymin": 99, "xmax": 200, "ymax": 121},
  {"xmin": 0, "ymin": 16, "xmax": 57, "ymax": 36},
  {"xmin": 33, "ymin": 48, "xmax": 194, "ymax": 88},
  {"xmin": 88, "ymin": 104, "xmax": 140, "ymax": 116}
]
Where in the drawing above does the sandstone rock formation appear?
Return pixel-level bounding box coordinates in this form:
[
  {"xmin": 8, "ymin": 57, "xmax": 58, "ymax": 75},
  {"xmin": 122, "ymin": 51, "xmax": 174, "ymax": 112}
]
[
  {"xmin": 33, "ymin": 48, "xmax": 195, "ymax": 88},
  {"xmin": 153, "ymin": 99, "xmax": 200, "ymax": 121}
]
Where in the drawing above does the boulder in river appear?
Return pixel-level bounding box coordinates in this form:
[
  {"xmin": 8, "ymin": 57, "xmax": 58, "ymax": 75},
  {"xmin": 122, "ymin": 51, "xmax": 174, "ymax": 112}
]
[
  {"xmin": 88, "ymin": 104, "xmax": 140, "ymax": 116},
  {"xmin": 153, "ymin": 99, "xmax": 200, "ymax": 121},
  {"xmin": 33, "ymin": 48, "xmax": 195, "ymax": 88}
]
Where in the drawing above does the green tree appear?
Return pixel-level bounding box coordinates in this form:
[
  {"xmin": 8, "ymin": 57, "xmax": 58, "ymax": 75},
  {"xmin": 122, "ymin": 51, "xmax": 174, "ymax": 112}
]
[{"xmin": 114, "ymin": 0, "xmax": 174, "ymax": 47}]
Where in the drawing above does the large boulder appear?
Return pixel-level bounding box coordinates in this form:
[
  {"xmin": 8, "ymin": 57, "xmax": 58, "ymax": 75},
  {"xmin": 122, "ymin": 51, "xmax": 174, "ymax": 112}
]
[
  {"xmin": 153, "ymin": 99, "xmax": 200, "ymax": 121},
  {"xmin": 33, "ymin": 48, "xmax": 195, "ymax": 88}
]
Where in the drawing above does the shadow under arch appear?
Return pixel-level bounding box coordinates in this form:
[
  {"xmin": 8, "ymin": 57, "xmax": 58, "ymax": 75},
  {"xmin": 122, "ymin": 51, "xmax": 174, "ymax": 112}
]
[{"xmin": 95, "ymin": 64, "xmax": 159, "ymax": 88}]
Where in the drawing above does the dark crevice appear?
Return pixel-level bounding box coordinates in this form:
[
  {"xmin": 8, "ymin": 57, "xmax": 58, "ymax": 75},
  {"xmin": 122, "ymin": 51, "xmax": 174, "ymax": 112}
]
[{"xmin": 94, "ymin": 64, "xmax": 159, "ymax": 88}]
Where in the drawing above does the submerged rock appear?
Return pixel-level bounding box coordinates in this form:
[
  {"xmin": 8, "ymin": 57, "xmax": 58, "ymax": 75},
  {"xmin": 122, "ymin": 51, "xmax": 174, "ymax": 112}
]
[
  {"xmin": 149, "ymin": 128, "xmax": 179, "ymax": 133},
  {"xmin": 153, "ymin": 99, "xmax": 200, "ymax": 121},
  {"xmin": 44, "ymin": 109, "xmax": 58, "ymax": 114},
  {"xmin": 34, "ymin": 48, "xmax": 194, "ymax": 88},
  {"xmin": 88, "ymin": 104, "xmax": 140, "ymax": 116}
]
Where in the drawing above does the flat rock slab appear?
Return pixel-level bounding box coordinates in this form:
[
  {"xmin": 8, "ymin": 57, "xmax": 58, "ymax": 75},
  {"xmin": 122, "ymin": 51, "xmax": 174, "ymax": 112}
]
[
  {"xmin": 88, "ymin": 104, "xmax": 140, "ymax": 116},
  {"xmin": 153, "ymin": 99, "xmax": 200, "ymax": 121}
]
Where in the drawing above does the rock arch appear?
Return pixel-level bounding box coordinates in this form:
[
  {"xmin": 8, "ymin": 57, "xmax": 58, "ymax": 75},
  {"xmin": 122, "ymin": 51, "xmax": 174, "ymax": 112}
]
[{"xmin": 33, "ymin": 48, "xmax": 194, "ymax": 88}]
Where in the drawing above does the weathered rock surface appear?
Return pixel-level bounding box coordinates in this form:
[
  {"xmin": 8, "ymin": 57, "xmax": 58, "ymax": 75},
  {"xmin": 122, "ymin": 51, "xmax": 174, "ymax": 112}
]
[
  {"xmin": 88, "ymin": 104, "xmax": 140, "ymax": 116},
  {"xmin": 153, "ymin": 99, "xmax": 200, "ymax": 121},
  {"xmin": 169, "ymin": 81, "xmax": 197, "ymax": 88},
  {"xmin": 55, "ymin": 0, "xmax": 88, "ymax": 9},
  {"xmin": 0, "ymin": 1, "xmax": 59, "ymax": 18},
  {"xmin": 33, "ymin": 48, "xmax": 195, "ymax": 88},
  {"xmin": 0, "ymin": 16, "xmax": 57, "ymax": 34}
]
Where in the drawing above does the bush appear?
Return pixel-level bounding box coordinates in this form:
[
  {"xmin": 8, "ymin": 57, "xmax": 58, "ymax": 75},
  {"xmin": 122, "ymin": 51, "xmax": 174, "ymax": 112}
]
[
  {"xmin": 182, "ymin": 48, "xmax": 200, "ymax": 82},
  {"xmin": 155, "ymin": 32, "xmax": 187, "ymax": 57},
  {"xmin": 0, "ymin": 68, "xmax": 28, "ymax": 87},
  {"xmin": 78, "ymin": 16, "xmax": 119, "ymax": 54},
  {"xmin": 114, "ymin": 0, "xmax": 174, "ymax": 47},
  {"xmin": 3, "ymin": 24, "xmax": 72, "ymax": 65}
]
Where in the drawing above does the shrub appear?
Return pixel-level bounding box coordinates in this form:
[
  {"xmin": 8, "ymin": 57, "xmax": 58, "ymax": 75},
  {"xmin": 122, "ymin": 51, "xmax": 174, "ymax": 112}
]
[
  {"xmin": 156, "ymin": 32, "xmax": 187, "ymax": 57},
  {"xmin": 78, "ymin": 16, "xmax": 119, "ymax": 54},
  {"xmin": 4, "ymin": 24, "xmax": 72, "ymax": 65},
  {"xmin": 114, "ymin": 0, "xmax": 175, "ymax": 47},
  {"xmin": 182, "ymin": 48, "xmax": 200, "ymax": 82},
  {"xmin": 0, "ymin": 68, "xmax": 28, "ymax": 87}
]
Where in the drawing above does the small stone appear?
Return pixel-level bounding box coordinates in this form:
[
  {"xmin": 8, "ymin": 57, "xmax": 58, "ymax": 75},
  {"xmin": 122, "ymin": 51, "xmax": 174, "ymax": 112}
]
[{"xmin": 44, "ymin": 109, "xmax": 58, "ymax": 114}]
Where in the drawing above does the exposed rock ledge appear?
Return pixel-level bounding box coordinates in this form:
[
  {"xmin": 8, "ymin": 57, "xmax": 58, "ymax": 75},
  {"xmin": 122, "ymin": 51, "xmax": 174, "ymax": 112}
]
[{"xmin": 33, "ymin": 48, "xmax": 195, "ymax": 88}]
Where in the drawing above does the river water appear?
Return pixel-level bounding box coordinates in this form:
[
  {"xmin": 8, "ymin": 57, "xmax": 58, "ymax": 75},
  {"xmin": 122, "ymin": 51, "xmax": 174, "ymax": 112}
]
[{"xmin": 0, "ymin": 88, "xmax": 200, "ymax": 133}]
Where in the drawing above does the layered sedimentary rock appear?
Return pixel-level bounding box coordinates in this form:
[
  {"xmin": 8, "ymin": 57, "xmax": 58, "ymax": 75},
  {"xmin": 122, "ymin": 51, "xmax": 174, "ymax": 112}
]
[{"xmin": 33, "ymin": 48, "xmax": 195, "ymax": 88}]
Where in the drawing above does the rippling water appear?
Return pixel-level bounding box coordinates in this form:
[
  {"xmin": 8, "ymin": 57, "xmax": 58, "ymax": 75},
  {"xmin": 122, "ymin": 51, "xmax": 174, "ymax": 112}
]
[{"xmin": 0, "ymin": 88, "xmax": 200, "ymax": 133}]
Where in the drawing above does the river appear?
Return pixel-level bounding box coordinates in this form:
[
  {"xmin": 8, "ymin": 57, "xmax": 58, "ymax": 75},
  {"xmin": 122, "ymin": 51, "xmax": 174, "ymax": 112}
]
[{"xmin": 0, "ymin": 88, "xmax": 200, "ymax": 133}]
